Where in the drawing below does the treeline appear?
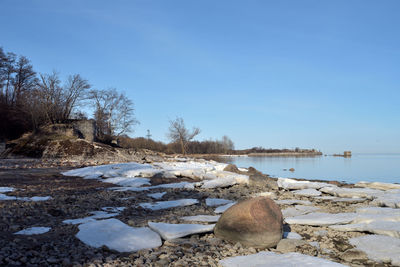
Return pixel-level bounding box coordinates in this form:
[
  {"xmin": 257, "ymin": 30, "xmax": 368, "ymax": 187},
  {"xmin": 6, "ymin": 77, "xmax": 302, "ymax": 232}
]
[
  {"xmin": 0, "ymin": 47, "xmax": 136, "ymax": 141},
  {"xmin": 118, "ymin": 135, "xmax": 235, "ymax": 155},
  {"xmin": 232, "ymin": 147, "xmax": 320, "ymax": 155}
]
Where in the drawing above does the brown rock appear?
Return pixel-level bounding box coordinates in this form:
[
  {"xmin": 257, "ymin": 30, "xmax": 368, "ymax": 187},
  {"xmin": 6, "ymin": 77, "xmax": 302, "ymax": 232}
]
[
  {"xmin": 214, "ymin": 197, "xmax": 283, "ymax": 248},
  {"xmin": 223, "ymin": 164, "xmax": 241, "ymax": 174}
]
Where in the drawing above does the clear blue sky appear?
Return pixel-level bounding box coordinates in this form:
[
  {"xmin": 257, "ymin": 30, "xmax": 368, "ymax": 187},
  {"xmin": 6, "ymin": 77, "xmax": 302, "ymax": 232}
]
[{"xmin": 1, "ymin": 0, "xmax": 399, "ymax": 153}]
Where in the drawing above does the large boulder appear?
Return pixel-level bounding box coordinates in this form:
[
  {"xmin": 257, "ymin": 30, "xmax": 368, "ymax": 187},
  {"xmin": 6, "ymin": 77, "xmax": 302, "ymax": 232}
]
[{"xmin": 214, "ymin": 197, "xmax": 283, "ymax": 248}]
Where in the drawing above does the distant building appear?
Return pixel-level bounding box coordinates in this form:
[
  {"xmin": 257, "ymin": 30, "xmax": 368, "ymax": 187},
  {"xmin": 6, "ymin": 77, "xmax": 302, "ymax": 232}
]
[{"xmin": 344, "ymin": 151, "xmax": 352, "ymax": 157}]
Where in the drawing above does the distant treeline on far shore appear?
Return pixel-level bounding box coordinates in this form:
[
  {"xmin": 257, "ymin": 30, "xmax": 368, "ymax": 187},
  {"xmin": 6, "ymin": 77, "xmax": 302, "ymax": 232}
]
[{"xmin": 117, "ymin": 136, "xmax": 321, "ymax": 156}]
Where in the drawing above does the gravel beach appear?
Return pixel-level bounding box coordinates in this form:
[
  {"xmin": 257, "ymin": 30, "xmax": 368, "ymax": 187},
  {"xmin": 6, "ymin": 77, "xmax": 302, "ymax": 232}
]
[{"xmin": 0, "ymin": 157, "xmax": 398, "ymax": 267}]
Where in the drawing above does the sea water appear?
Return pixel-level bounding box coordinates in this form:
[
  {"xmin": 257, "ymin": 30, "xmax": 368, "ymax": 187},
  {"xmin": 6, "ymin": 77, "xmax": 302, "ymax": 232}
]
[{"xmin": 225, "ymin": 153, "xmax": 400, "ymax": 184}]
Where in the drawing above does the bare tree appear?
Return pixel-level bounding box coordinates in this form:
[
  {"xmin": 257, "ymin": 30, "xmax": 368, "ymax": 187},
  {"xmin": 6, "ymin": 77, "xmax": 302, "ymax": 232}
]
[
  {"xmin": 62, "ymin": 74, "xmax": 91, "ymax": 120},
  {"xmin": 221, "ymin": 135, "xmax": 234, "ymax": 153},
  {"xmin": 89, "ymin": 88, "xmax": 138, "ymax": 138},
  {"xmin": 12, "ymin": 56, "xmax": 37, "ymax": 106},
  {"xmin": 167, "ymin": 117, "xmax": 201, "ymax": 155},
  {"xmin": 35, "ymin": 72, "xmax": 91, "ymax": 124}
]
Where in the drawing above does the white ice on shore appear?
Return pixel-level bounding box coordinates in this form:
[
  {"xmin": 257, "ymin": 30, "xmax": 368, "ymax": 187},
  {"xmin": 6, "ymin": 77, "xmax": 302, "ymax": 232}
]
[
  {"xmin": 283, "ymin": 231, "xmax": 302, "ymax": 239},
  {"xmin": 154, "ymin": 181, "xmax": 195, "ymax": 189},
  {"xmin": 349, "ymin": 235, "xmax": 400, "ymax": 266},
  {"xmin": 200, "ymin": 172, "xmax": 249, "ymax": 189},
  {"xmin": 76, "ymin": 218, "xmax": 162, "ymax": 252},
  {"xmin": 0, "ymin": 193, "xmax": 17, "ymax": 200},
  {"xmin": 63, "ymin": 211, "xmax": 120, "ymax": 225},
  {"xmin": 328, "ymin": 206, "xmax": 400, "ymax": 238},
  {"xmin": 293, "ymin": 188, "xmax": 322, "ymax": 197},
  {"xmin": 148, "ymin": 192, "xmax": 166, "ymax": 199},
  {"xmin": 219, "ymin": 251, "xmax": 347, "ymax": 267},
  {"xmin": 181, "ymin": 215, "xmax": 221, "ymax": 223},
  {"xmin": 285, "ymin": 212, "xmax": 357, "ymax": 226},
  {"xmin": 0, "ymin": 187, "xmax": 14, "ymax": 193},
  {"xmin": 319, "ymin": 186, "xmax": 383, "ymax": 200},
  {"xmin": 356, "ymin": 181, "xmax": 400, "ymax": 190},
  {"xmin": 28, "ymin": 196, "xmax": 52, "ymax": 201},
  {"xmin": 0, "ymin": 193, "xmax": 51, "ymax": 201},
  {"xmin": 277, "ymin": 178, "xmax": 334, "ymax": 190},
  {"xmin": 331, "ymin": 221, "xmax": 400, "ymax": 238},
  {"xmin": 148, "ymin": 222, "xmax": 215, "ymax": 240},
  {"xmin": 205, "ymin": 198, "xmax": 234, "ymax": 207},
  {"xmin": 138, "ymin": 199, "xmax": 198, "ymax": 211},
  {"xmin": 282, "ymin": 205, "xmax": 320, "ymax": 218},
  {"xmin": 102, "ymin": 177, "xmax": 151, "ymax": 187},
  {"xmin": 62, "ymin": 161, "xmax": 248, "ymax": 191},
  {"xmin": 14, "ymin": 227, "xmax": 51, "ymax": 235},
  {"xmin": 214, "ymin": 202, "xmax": 236, "ymax": 214},
  {"xmin": 62, "ymin": 163, "xmax": 154, "ymax": 179},
  {"xmin": 371, "ymin": 189, "xmax": 400, "ymax": 208}
]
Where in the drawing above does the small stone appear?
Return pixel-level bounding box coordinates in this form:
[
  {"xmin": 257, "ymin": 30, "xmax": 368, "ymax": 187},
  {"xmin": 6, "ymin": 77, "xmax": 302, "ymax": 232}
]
[{"xmin": 276, "ymin": 239, "xmax": 308, "ymax": 253}]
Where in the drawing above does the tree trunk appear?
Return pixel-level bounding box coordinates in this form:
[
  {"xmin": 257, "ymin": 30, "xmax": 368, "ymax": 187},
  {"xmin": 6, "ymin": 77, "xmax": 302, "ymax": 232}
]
[{"xmin": 180, "ymin": 138, "xmax": 185, "ymax": 155}]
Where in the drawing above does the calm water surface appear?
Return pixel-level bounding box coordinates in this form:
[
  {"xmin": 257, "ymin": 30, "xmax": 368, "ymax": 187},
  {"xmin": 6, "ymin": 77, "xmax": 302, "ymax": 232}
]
[{"xmin": 226, "ymin": 154, "xmax": 400, "ymax": 184}]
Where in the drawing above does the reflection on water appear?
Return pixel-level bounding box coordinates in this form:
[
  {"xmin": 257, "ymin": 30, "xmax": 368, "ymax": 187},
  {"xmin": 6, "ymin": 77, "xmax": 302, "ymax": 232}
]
[{"xmin": 224, "ymin": 154, "xmax": 400, "ymax": 184}]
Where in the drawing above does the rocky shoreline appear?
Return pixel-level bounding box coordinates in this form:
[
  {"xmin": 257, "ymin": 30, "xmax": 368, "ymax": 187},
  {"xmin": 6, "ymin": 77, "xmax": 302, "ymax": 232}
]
[{"xmin": 0, "ymin": 156, "xmax": 399, "ymax": 266}]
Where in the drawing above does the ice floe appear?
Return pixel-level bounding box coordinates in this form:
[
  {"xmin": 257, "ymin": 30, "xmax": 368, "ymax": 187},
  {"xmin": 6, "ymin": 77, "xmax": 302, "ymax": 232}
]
[
  {"xmin": 102, "ymin": 177, "xmax": 151, "ymax": 187},
  {"xmin": 14, "ymin": 227, "xmax": 51, "ymax": 235},
  {"xmin": 283, "ymin": 231, "xmax": 302, "ymax": 239},
  {"xmin": 371, "ymin": 189, "xmax": 400, "ymax": 208},
  {"xmin": 0, "ymin": 193, "xmax": 17, "ymax": 200},
  {"xmin": 214, "ymin": 202, "xmax": 236, "ymax": 214},
  {"xmin": 319, "ymin": 186, "xmax": 383, "ymax": 199},
  {"xmin": 76, "ymin": 218, "xmax": 161, "ymax": 252},
  {"xmin": 349, "ymin": 235, "xmax": 400, "ymax": 266},
  {"xmin": 63, "ymin": 211, "xmax": 120, "ymax": 225},
  {"xmin": 181, "ymin": 215, "xmax": 220, "ymax": 223},
  {"xmin": 63, "ymin": 161, "xmax": 248, "ymax": 191},
  {"xmin": 331, "ymin": 221, "xmax": 400, "ymax": 238},
  {"xmin": 355, "ymin": 181, "xmax": 400, "ymax": 191},
  {"xmin": 28, "ymin": 196, "xmax": 52, "ymax": 201},
  {"xmin": 0, "ymin": 187, "xmax": 14, "ymax": 193},
  {"xmin": 278, "ymin": 178, "xmax": 334, "ymax": 190},
  {"xmin": 138, "ymin": 199, "xmax": 198, "ymax": 211},
  {"xmin": 205, "ymin": 198, "xmax": 234, "ymax": 207},
  {"xmin": 285, "ymin": 212, "xmax": 357, "ymax": 226},
  {"xmin": 282, "ymin": 205, "xmax": 320, "ymax": 218},
  {"xmin": 219, "ymin": 251, "xmax": 347, "ymax": 267},
  {"xmin": 0, "ymin": 193, "xmax": 51, "ymax": 201},
  {"xmin": 148, "ymin": 222, "xmax": 215, "ymax": 240},
  {"xmin": 148, "ymin": 192, "xmax": 166, "ymax": 199},
  {"xmin": 293, "ymin": 188, "xmax": 321, "ymax": 197}
]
